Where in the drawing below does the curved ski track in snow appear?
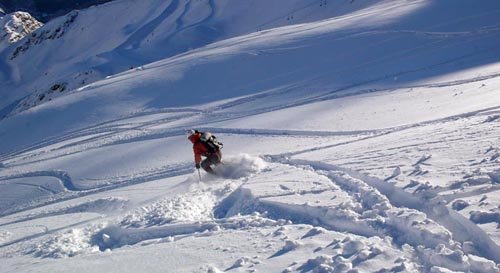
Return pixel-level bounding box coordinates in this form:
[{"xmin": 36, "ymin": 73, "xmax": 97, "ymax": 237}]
[
  {"xmin": 277, "ymin": 159, "xmax": 500, "ymax": 263},
  {"xmin": 0, "ymin": 170, "xmax": 77, "ymax": 191},
  {"xmin": 0, "ymin": 164, "xmax": 193, "ymax": 217},
  {"xmin": 117, "ymin": 0, "xmax": 180, "ymax": 51},
  {"xmin": 76, "ymin": 155, "xmax": 499, "ymax": 271},
  {"xmin": 3, "ymin": 69, "xmax": 500, "ymax": 168}
]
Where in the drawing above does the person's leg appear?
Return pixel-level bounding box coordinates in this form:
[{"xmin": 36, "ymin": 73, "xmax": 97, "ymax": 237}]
[
  {"xmin": 201, "ymin": 153, "xmax": 221, "ymax": 174},
  {"xmin": 201, "ymin": 158, "xmax": 214, "ymax": 174},
  {"xmin": 211, "ymin": 151, "xmax": 221, "ymax": 165}
]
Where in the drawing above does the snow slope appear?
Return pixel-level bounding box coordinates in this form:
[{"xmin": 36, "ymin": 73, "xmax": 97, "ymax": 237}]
[
  {"xmin": 1, "ymin": 0, "xmax": 500, "ymax": 272},
  {"xmin": 0, "ymin": 0, "xmax": 379, "ymax": 118}
]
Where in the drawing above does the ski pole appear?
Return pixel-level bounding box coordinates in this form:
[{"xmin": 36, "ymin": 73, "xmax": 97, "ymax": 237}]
[{"xmin": 197, "ymin": 168, "xmax": 202, "ymax": 182}]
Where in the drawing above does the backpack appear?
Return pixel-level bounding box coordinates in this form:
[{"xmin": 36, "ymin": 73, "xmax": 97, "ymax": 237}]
[{"xmin": 199, "ymin": 131, "xmax": 223, "ymax": 152}]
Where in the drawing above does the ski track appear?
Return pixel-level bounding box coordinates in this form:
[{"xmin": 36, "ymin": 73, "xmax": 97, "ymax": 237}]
[
  {"xmin": 1, "ymin": 118, "xmax": 499, "ymax": 271},
  {"xmin": 1, "ymin": 103, "xmax": 499, "ymax": 218},
  {"xmin": 4, "ymin": 99, "xmax": 499, "ymax": 169},
  {"xmin": 2, "ymin": 62, "xmax": 499, "ymax": 166},
  {"xmin": 116, "ymin": 0, "xmax": 180, "ymax": 52},
  {"xmin": 1, "ymin": 59, "xmax": 499, "ymax": 270},
  {"xmin": 9, "ymin": 182, "xmax": 59, "ymax": 195},
  {"xmin": 1, "ymin": 102, "xmax": 498, "ymax": 223},
  {"xmin": 279, "ymin": 159, "xmax": 500, "ymax": 263},
  {"xmin": 310, "ymin": 112, "xmax": 500, "ymax": 182},
  {"xmin": 0, "ymin": 217, "xmax": 101, "ymax": 249},
  {"xmin": 0, "ymin": 170, "xmax": 77, "ymax": 191},
  {"xmin": 0, "ymin": 197, "xmax": 128, "ymax": 229},
  {"xmin": 164, "ymin": 0, "xmax": 217, "ymax": 44},
  {"xmin": 0, "ymin": 164, "xmax": 193, "ymax": 217},
  {"xmin": 3, "ymin": 38, "xmax": 500, "ymax": 161},
  {"xmin": 0, "ymin": 112, "xmax": 199, "ymax": 166},
  {"xmin": 73, "ymin": 155, "xmax": 500, "ymax": 271}
]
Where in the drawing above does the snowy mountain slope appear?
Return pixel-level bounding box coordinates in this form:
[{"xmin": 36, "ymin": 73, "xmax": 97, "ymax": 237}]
[
  {"xmin": 2, "ymin": 0, "xmax": 500, "ymax": 154},
  {"xmin": 0, "ymin": 0, "xmax": 379, "ymax": 118},
  {"xmin": 1, "ymin": 0, "xmax": 500, "ymax": 272}
]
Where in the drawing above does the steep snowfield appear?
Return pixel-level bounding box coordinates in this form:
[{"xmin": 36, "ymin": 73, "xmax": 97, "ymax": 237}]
[
  {"xmin": 1, "ymin": 0, "xmax": 500, "ymax": 272},
  {"xmin": 0, "ymin": 0, "xmax": 379, "ymax": 117}
]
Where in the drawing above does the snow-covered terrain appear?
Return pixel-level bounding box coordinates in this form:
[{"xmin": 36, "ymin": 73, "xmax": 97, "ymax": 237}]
[
  {"xmin": 0, "ymin": 0, "xmax": 384, "ymax": 118},
  {"xmin": 1, "ymin": 0, "xmax": 500, "ymax": 272},
  {"xmin": 0, "ymin": 11, "xmax": 42, "ymax": 51}
]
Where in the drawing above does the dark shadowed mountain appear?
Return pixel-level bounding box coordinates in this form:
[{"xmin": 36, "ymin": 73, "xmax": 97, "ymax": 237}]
[{"xmin": 0, "ymin": 0, "xmax": 114, "ymax": 21}]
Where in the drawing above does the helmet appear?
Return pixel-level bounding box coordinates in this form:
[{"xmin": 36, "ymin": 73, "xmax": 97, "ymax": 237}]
[{"xmin": 186, "ymin": 129, "xmax": 198, "ymax": 138}]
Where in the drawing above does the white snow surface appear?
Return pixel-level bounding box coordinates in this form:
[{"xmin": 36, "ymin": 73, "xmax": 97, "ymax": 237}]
[
  {"xmin": 0, "ymin": 0, "xmax": 383, "ymax": 117},
  {"xmin": 1, "ymin": 0, "xmax": 500, "ymax": 272}
]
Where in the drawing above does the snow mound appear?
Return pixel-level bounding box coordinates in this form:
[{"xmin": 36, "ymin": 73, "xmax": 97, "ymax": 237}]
[
  {"xmin": 92, "ymin": 213, "xmax": 287, "ymax": 251},
  {"xmin": 419, "ymin": 244, "xmax": 500, "ymax": 273},
  {"xmin": 298, "ymin": 255, "xmax": 352, "ymax": 273},
  {"xmin": 121, "ymin": 180, "xmax": 239, "ymax": 228},
  {"xmin": 227, "ymin": 256, "xmax": 252, "ymax": 270},
  {"xmin": 468, "ymin": 255, "xmax": 500, "ymax": 273},
  {"xmin": 121, "ymin": 190, "xmax": 218, "ymax": 228},
  {"xmin": 451, "ymin": 200, "xmax": 469, "ymax": 211},
  {"xmin": 302, "ymin": 227, "xmax": 326, "ymax": 239},
  {"xmin": 284, "ymin": 235, "xmax": 417, "ymax": 273},
  {"xmin": 269, "ymin": 239, "xmax": 303, "ymax": 258},
  {"xmin": 206, "ymin": 266, "xmax": 223, "ymax": 273},
  {"xmin": 27, "ymin": 225, "xmax": 103, "ymax": 258},
  {"xmin": 488, "ymin": 170, "xmax": 500, "ymax": 184},
  {"xmin": 0, "ymin": 229, "xmax": 10, "ymax": 243},
  {"xmin": 469, "ymin": 211, "xmax": 500, "ymax": 225},
  {"xmin": 214, "ymin": 154, "xmax": 267, "ymax": 179},
  {"xmin": 386, "ymin": 208, "xmax": 453, "ymax": 249},
  {"xmin": 220, "ymin": 212, "xmax": 289, "ymax": 230}
]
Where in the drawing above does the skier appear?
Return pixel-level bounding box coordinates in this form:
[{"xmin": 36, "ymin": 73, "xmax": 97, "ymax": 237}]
[{"xmin": 187, "ymin": 129, "xmax": 223, "ymax": 175}]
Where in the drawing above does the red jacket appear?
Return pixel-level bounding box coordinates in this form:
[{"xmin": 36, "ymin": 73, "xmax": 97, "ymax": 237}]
[{"xmin": 189, "ymin": 133, "xmax": 218, "ymax": 164}]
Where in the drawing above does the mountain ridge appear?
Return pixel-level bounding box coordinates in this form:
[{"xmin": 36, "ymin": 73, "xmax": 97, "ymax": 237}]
[{"xmin": 0, "ymin": 0, "xmax": 115, "ymax": 22}]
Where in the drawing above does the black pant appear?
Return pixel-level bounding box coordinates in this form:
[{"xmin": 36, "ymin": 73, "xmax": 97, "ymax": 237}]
[{"xmin": 201, "ymin": 152, "xmax": 221, "ymax": 174}]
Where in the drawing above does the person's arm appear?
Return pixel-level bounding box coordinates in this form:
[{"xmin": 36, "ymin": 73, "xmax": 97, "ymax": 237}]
[{"xmin": 193, "ymin": 145, "xmax": 202, "ymax": 168}]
